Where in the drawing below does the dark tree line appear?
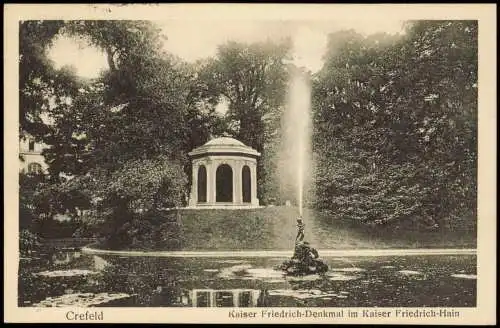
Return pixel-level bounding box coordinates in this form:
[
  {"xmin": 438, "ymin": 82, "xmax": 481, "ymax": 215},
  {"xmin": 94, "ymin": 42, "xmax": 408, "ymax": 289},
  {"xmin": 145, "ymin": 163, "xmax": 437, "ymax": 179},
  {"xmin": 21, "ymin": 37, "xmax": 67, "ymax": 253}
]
[{"xmin": 312, "ymin": 21, "xmax": 477, "ymax": 229}]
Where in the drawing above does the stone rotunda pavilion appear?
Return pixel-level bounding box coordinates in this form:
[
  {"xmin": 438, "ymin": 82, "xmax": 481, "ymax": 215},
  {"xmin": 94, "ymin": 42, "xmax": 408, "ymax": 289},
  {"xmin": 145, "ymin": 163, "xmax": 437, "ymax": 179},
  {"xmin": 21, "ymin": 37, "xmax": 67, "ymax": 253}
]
[{"xmin": 188, "ymin": 137, "xmax": 261, "ymax": 209}]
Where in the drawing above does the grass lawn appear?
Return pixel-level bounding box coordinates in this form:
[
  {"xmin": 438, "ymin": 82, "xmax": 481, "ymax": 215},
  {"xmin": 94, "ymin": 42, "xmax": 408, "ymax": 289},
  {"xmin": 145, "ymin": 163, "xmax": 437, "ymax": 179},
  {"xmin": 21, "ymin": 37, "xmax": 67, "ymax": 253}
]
[{"xmin": 175, "ymin": 206, "xmax": 476, "ymax": 251}]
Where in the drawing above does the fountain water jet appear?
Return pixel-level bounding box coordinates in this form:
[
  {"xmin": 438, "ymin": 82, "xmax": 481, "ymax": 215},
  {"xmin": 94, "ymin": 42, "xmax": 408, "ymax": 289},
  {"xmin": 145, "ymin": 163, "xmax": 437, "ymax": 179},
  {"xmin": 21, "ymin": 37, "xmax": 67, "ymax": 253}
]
[
  {"xmin": 276, "ymin": 65, "xmax": 328, "ymax": 276},
  {"xmin": 281, "ymin": 66, "xmax": 312, "ymax": 216}
]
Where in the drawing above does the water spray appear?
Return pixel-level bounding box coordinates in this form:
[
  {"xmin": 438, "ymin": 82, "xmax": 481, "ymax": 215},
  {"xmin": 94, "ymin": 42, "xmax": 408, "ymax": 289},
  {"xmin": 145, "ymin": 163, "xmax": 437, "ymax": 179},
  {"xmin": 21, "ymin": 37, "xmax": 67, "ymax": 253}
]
[
  {"xmin": 275, "ymin": 64, "xmax": 330, "ymax": 276},
  {"xmin": 283, "ymin": 67, "xmax": 311, "ymax": 218}
]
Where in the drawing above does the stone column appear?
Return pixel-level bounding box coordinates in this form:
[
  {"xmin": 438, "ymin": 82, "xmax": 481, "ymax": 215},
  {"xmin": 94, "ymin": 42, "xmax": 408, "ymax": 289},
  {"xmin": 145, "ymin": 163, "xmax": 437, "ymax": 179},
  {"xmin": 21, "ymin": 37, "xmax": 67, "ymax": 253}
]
[
  {"xmin": 251, "ymin": 290, "xmax": 260, "ymax": 306},
  {"xmin": 233, "ymin": 290, "xmax": 239, "ymax": 307},
  {"xmin": 191, "ymin": 290, "xmax": 197, "ymax": 307},
  {"xmin": 189, "ymin": 162, "xmax": 198, "ymax": 207},
  {"xmin": 210, "ymin": 290, "xmax": 216, "ymax": 307},
  {"xmin": 205, "ymin": 161, "xmax": 211, "ymax": 204},
  {"xmin": 233, "ymin": 160, "xmax": 242, "ymax": 204},
  {"xmin": 251, "ymin": 162, "xmax": 259, "ymax": 206},
  {"xmin": 208, "ymin": 159, "xmax": 217, "ymax": 205}
]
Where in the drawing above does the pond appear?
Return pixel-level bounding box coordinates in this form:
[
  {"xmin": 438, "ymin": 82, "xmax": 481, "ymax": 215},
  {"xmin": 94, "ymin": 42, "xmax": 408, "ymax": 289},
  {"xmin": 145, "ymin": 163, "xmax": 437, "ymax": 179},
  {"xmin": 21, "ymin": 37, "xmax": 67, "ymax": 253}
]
[{"xmin": 19, "ymin": 249, "xmax": 476, "ymax": 308}]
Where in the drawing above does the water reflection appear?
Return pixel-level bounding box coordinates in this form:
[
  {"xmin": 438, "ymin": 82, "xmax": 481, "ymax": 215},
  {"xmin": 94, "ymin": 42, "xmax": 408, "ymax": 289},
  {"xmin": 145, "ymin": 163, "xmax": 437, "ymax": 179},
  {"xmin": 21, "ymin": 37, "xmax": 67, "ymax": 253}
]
[
  {"xmin": 52, "ymin": 252, "xmax": 81, "ymax": 265},
  {"xmin": 149, "ymin": 287, "xmax": 269, "ymax": 307},
  {"xmin": 19, "ymin": 250, "xmax": 477, "ymax": 307},
  {"xmin": 187, "ymin": 289, "xmax": 261, "ymax": 307}
]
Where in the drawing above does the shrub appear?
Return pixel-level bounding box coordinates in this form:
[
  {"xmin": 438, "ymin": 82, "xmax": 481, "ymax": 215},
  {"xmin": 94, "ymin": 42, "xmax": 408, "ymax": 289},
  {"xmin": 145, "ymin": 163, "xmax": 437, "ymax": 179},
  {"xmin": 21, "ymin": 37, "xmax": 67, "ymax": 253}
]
[{"xmin": 19, "ymin": 229, "xmax": 41, "ymax": 256}]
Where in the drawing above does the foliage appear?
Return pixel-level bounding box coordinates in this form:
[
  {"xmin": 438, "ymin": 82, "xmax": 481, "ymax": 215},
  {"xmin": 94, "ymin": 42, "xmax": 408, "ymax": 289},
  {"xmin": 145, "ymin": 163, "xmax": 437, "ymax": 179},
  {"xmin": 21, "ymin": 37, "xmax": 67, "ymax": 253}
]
[
  {"xmin": 19, "ymin": 20, "xmax": 76, "ymax": 140},
  {"xmin": 95, "ymin": 155, "xmax": 188, "ymax": 212},
  {"xmin": 38, "ymin": 156, "xmax": 187, "ymax": 239},
  {"xmin": 19, "ymin": 173, "xmax": 47, "ymax": 228},
  {"xmin": 34, "ymin": 21, "xmax": 203, "ymax": 178},
  {"xmin": 19, "ymin": 19, "xmax": 477, "ymax": 241},
  {"xmin": 19, "ymin": 21, "xmax": 217, "ymax": 238},
  {"xmin": 198, "ymin": 40, "xmax": 292, "ymax": 202},
  {"xmin": 62, "ymin": 20, "xmax": 165, "ymax": 73},
  {"xmin": 102, "ymin": 210, "xmax": 183, "ymax": 250},
  {"xmin": 20, "ymin": 229, "xmax": 41, "ymax": 255},
  {"xmin": 313, "ymin": 21, "xmax": 477, "ymax": 227}
]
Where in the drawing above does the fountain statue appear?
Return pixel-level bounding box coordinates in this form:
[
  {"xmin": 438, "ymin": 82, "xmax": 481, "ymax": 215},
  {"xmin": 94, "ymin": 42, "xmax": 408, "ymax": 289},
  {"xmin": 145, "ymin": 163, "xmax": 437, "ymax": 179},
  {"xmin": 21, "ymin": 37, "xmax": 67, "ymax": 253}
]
[{"xmin": 275, "ymin": 216, "xmax": 328, "ymax": 276}]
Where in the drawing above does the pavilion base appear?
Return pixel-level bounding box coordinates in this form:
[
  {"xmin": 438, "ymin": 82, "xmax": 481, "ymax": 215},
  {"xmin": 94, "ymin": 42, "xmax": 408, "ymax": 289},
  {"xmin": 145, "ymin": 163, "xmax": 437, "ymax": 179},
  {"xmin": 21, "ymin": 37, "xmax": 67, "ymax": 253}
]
[{"xmin": 184, "ymin": 202, "xmax": 263, "ymax": 210}]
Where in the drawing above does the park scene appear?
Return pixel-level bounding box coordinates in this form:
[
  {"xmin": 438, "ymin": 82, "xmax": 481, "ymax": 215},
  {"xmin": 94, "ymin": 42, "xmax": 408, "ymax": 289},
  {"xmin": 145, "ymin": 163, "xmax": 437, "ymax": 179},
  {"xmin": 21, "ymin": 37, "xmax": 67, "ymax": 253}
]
[{"xmin": 18, "ymin": 19, "xmax": 477, "ymax": 308}]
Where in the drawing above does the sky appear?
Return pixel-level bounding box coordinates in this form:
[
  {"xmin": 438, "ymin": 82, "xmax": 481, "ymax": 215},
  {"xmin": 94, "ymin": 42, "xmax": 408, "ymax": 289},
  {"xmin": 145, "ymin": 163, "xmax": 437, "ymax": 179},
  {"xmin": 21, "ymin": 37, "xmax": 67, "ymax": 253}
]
[{"xmin": 48, "ymin": 19, "xmax": 405, "ymax": 79}]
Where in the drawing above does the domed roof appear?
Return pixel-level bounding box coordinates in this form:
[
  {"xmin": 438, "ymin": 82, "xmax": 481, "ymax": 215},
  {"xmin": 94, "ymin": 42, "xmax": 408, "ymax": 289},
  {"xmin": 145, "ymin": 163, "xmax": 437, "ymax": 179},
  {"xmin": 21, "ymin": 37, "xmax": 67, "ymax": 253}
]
[
  {"xmin": 204, "ymin": 137, "xmax": 245, "ymax": 147},
  {"xmin": 188, "ymin": 136, "xmax": 260, "ymax": 158}
]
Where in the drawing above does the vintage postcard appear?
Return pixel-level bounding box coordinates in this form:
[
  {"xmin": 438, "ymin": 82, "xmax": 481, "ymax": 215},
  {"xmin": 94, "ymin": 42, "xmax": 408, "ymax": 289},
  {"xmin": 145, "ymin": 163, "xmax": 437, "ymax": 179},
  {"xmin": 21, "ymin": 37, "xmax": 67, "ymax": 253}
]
[{"xmin": 4, "ymin": 3, "xmax": 496, "ymax": 325}]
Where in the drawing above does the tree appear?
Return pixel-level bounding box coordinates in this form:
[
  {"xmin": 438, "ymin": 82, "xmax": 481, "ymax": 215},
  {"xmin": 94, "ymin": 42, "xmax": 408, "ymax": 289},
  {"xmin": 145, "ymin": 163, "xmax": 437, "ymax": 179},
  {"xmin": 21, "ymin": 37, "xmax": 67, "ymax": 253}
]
[
  {"xmin": 19, "ymin": 20, "xmax": 81, "ymax": 140},
  {"xmin": 63, "ymin": 20, "xmax": 165, "ymax": 73},
  {"xmin": 19, "ymin": 172, "xmax": 47, "ymax": 229},
  {"xmin": 198, "ymin": 39, "xmax": 292, "ymax": 203},
  {"xmin": 312, "ymin": 21, "xmax": 477, "ymax": 229},
  {"xmin": 19, "ymin": 21, "xmax": 216, "ymax": 240}
]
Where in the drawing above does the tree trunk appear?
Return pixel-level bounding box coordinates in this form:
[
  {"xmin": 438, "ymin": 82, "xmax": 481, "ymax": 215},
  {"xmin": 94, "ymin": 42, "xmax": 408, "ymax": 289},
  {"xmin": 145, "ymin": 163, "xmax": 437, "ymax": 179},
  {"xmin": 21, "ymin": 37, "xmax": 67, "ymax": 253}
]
[{"xmin": 105, "ymin": 47, "xmax": 117, "ymax": 72}]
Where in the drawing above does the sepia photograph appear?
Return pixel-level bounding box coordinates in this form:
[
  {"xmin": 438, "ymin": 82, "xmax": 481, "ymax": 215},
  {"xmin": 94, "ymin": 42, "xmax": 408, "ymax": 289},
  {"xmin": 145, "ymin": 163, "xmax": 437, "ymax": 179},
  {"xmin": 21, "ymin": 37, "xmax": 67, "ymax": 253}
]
[{"xmin": 4, "ymin": 3, "xmax": 496, "ymax": 325}]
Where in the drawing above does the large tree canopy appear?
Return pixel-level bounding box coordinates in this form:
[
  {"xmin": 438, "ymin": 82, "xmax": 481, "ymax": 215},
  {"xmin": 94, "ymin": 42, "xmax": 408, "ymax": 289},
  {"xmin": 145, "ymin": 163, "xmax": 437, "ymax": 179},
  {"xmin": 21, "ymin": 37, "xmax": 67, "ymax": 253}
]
[
  {"xmin": 198, "ymin": 40, "xmax": 292, "ymax": 202},
  {"xmin": 312, "ymin": 21, "xmax": 477, "ymax": 229},
  {"xmin": 20, "ymin": 20, "xmax": 78, "ymax": 139},
  {"xmin": 19, "ymin": 20, "xmax": 220, "ymax": 234},
  {"xmin": 199, "ymin": 40, "xmax": 291, "ymax": 147}
]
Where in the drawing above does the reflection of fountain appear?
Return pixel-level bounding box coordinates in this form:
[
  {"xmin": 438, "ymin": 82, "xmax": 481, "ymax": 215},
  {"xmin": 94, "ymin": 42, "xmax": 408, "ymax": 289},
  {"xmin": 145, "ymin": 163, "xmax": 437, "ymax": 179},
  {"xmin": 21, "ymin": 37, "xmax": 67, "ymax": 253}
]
[{"xmin": 185, "ymin": 289, "xmax": 262, "ymax": 307}]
